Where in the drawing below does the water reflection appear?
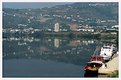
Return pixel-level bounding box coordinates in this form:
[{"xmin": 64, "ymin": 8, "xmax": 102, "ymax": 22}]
[
  {"xmin": 3, "ymin": 37, "xmax": 102, "ymax": 65},
  {"xmin": 3, "ymin": 37, "xmax": 104, "ymax": 77},
  {"xmin": 54, "ymin": 38, "xmax": 60, "ymax": 48}
]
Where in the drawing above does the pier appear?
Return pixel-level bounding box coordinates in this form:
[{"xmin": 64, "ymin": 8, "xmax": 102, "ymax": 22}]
[
  {"xmin": 98, "ymin": 53, "xmax": 118, "ymax": 77},
  {"xmin": 84, "ymin": 45, "xmax": 118, "ymax": 77}
]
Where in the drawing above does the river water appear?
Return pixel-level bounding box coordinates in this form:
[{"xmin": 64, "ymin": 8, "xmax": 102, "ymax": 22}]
[{"xmin": 3, "ymin": 37, "xmax": 105, "ymax": 77}]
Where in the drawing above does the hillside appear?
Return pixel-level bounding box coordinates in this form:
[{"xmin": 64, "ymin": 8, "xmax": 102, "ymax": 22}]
[{"xmin": 3, "ymin": 2, "xmax": 118, "ymax": 29}]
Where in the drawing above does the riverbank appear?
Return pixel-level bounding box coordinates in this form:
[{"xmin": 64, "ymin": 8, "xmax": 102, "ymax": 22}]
[
  {"xmin": 43, "ymin": 31, "xmax": 117, "ymax": 40},
  {"xmin": 3, "ymin": 31, "xmax": 118, "ymax": 42},
  {"xmin": 98, "ymin": 54, "xmax": 118, "ymax": 77}
]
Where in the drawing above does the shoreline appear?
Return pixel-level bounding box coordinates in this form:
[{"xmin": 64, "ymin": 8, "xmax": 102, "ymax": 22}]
[{"xmin": 98, "ymin": 53, "xmax": 119, "ymax": 77}]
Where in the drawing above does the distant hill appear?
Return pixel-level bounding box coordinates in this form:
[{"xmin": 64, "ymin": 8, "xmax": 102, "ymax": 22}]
[
  {"xmin": 3, "ymin": 2, "xmax": 118, "ymax": 29},
  {"xmin": 3, "ymin": 2, "xmax": 73, "ymax": 9}
]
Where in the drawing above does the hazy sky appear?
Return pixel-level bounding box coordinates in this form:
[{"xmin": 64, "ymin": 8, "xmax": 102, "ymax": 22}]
[{"xmin": 3, "ymin": 2, "xmax": 73, "ymax": 9}]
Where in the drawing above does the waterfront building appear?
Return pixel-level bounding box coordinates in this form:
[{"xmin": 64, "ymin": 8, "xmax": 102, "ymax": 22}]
[
  {"xmin": 111, "ymin": 25, "xmax": 119, "ymax": 31},
  {"xmin": 112, "ymin": 25, "xmax": 118, "ymax": 28},
  {"xmin": 54, "ymin": 23, "xmax": 60, "ymax": 32},
  {"xmin": 78, "ymin": 28, "xmax": 94, "ymax": 32}
]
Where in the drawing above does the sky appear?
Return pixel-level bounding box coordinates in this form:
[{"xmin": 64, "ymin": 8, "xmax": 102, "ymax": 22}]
[{"xmin": 3, "ymin": 2, "xmax": 73, "ymax": 9}]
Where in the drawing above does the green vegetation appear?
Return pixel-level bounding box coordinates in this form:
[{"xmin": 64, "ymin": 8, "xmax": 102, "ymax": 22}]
[
  {"xmin": 100, "ymin": 32, "xmax": 117, "ymax": 40},
  {"xmin": 107, "ymin": 70, "xmax": 118, "ymax": 77},
  {"xmin": 3, "ymin": 31, "xmax": 117, "ymax": 42}
]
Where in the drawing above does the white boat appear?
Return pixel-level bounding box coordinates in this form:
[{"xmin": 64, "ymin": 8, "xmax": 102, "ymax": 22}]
[{"xmin": 100, "ymin": 44, "xmax": 117, "ymax": 60}]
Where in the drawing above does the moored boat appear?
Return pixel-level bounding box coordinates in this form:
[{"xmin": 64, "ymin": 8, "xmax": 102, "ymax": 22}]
[
  {"xmin": 84, "ymin": 61, "xmax": 103, "ymax": 71},
  {"xmin": 84, "ymin": 46, "xmax": 105, "ymax": 71},
  {"xmin": 100, "ymin": 44, "xmax": 117, "ymax": 60}
]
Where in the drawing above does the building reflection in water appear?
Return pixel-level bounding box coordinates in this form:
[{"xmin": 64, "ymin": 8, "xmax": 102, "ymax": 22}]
[
  {"xmin": 54, "ymin": 38, "xmax": 60, "ymax": 48},
  {"xmin": 69, "ymin": 40, "xmax": 94, "ymax": 47},
  {"xmin": 69, "ymin": 40, "xmax": 80, "ymax": 47},
  {"xmin": 82, "ymin": 40, "xmax": 94, "ymax": 45}
]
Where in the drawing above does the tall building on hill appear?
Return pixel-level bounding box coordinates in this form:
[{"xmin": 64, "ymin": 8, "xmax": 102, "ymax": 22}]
[{"xmin": 54, "ymin": 23, "xmax": 59, "ymax": 32}]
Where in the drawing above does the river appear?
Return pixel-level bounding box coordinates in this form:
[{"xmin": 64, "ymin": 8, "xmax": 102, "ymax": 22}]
[{"xmin": 3, "ymin": 37, "xmax": 106, "ymax": 77}]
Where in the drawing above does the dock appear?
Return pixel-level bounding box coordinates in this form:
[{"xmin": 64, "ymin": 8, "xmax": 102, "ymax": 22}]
[{"xmin": 98, "ymin": 54, "xmax": 118, "ymax": 75}]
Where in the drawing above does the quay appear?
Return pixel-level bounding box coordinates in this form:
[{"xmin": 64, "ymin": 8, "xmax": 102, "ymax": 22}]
[{"xmin": 98, "ymin": 53, "xmax": 118, "ymax": 77}]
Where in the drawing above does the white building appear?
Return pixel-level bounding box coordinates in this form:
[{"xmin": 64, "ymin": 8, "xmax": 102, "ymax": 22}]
[
  {"xmin": 111, "ymin": 25, "xmax": 119, "ymax": 28},
  {"xmin": 54, "ymin": 23, "xmax": 60, "ymax": 32},
  {"xmin": 78, "ymin": 28, "xmax": 94, "ymax": 32}
]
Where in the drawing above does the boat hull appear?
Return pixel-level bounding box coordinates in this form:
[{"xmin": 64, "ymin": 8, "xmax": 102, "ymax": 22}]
[{"xmin": 84, "ymin": 70, "xmax": 98, "ymax": 77}]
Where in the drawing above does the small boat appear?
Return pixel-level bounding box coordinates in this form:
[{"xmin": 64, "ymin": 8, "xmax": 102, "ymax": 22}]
[
  {"xmin": 84, "ymin": 46, "xmax": 105, "ymax": 71},
  {"xmin": 84, "ymin": 61, "xmax": 104, "ymax": 71},
  {"xmin": 100, "ymin": 44, "xmax": 117, "ymax": 60}
]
